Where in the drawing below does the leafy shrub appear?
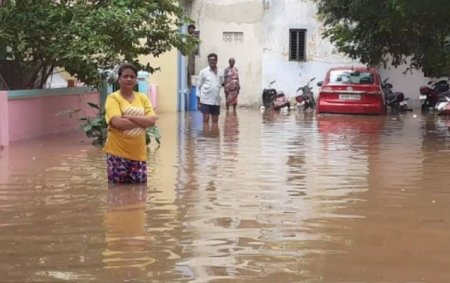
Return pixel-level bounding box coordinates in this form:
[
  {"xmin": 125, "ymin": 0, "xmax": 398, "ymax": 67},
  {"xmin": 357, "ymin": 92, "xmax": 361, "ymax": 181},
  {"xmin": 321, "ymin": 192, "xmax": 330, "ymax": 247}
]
[{"xmin": 80, "ymin": 102, "xmax": 160, "ymax": 147}]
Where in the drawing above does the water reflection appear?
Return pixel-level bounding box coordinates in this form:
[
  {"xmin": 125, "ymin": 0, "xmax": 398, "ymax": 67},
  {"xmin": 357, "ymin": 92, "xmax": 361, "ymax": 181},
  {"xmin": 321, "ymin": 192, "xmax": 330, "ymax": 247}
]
[
  {"xmin": 261, "ymin": 108, "xmax": 292, "ymax": 124},
  {"xmin": 202, "ymin": 123, "xmax": 220, "ymax": 139},
  {"xmin": 223, "ymin": 111, "xmax": 239, "ymax": 144},
  {"xmin": 1, "ymin": 110, "xmax": 450, "ymax": 282},
  {"xmin": 421, "ymin": 114, "xmax": 450, "ymax": 193},
  {"xmin": 316, "ymin": 114, "xmax": 384, "ymax": 193},
  {"xmin": 101, "ymin": 185, "xmax": 160, "ymax": 282}
]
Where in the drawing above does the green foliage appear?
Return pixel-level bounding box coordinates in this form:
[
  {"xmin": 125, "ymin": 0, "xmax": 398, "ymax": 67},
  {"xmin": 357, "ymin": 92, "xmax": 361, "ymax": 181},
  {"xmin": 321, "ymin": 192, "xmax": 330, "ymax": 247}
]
[
  {"xmin": 80, "ymin": 102, "xmax": 161, "ymax": 147},
  {"xmin": 313, "ymin": 0, "xmax": 450, "ymax": 75},
  {"xmin": 80, "ymin": 102, "xmax": 108, "ymax": 146},
  {"xmin": 0, "ymin": 0, "xmax": 198, "ymax": 89},
  {"xmin": 146, "ymin": 126, "xmax": 161, "ymax": 146}
]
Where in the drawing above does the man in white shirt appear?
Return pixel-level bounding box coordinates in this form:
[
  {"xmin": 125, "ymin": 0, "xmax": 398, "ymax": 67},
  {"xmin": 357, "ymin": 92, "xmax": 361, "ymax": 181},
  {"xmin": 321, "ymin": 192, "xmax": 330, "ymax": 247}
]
[{"xmin": 196, "ymin": 53, "xmax": 224, "ymax": 123}]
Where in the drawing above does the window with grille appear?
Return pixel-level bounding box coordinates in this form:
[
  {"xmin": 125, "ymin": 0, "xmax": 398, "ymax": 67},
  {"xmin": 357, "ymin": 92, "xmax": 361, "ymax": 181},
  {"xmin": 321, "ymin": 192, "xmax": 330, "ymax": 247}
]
[
  {"xmin": 223, "ymin": 32, "xmax": 244, "ymax": 43},
  {"xmin": 289, "ymin": 29, "xmax": 306, "ymax": 61}
]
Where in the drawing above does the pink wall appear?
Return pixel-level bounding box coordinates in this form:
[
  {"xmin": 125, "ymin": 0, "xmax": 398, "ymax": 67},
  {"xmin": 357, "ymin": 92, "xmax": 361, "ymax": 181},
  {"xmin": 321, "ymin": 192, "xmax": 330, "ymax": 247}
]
[
  {"xmin": 0, "ymin": 91, "xmax": 9, "ymax": 147},
  {"xmin": 7, "ymin": 91, "xmax": 100, "ymax": 142}
]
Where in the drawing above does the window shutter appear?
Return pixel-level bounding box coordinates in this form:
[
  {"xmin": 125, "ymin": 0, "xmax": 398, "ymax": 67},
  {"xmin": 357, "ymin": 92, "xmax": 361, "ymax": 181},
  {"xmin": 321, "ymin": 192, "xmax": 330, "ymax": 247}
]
[
  {"xmin": 290, "ymin": 31, "xmax": 298, "ymax": 60},
  {"xmin": 289, "ymin": 29, "xmax": 306, "ymax": 61}
]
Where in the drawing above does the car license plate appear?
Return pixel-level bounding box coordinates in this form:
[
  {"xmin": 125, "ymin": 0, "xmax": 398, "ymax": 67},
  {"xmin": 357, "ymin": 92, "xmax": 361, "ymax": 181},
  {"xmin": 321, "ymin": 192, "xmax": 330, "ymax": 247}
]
[
  {"xmin": 420, "ymin": 95, "xmax": 427, "ymax": 100},
  {"xmin": 400, "ymin": 100, "xmax": 408, "ymax": 106},
  {"xmin": 339, "ymin": 94, "xmax": 360, "ymax": 100}
]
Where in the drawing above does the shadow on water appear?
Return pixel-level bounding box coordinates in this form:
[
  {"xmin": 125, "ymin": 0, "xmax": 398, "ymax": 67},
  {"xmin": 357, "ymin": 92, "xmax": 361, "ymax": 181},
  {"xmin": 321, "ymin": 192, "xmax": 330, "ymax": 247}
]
[{"xmin": 1, "ymin": 110, "xmax": 450, "ymax": 282}]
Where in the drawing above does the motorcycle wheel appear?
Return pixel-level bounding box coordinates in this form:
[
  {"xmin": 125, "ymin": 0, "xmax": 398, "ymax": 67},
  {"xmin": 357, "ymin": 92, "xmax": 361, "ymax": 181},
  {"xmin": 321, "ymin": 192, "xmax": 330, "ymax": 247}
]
[{"xmin": 421, "ymin": 103, "xmax": 427, "ymax": 113}]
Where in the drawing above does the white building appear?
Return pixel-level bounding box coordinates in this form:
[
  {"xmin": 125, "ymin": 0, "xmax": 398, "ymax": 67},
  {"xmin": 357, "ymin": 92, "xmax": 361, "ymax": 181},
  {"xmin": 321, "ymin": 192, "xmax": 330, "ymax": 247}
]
[{"xmin": 187, "ymin": 0, "xmax": 432, "ymax": 106}]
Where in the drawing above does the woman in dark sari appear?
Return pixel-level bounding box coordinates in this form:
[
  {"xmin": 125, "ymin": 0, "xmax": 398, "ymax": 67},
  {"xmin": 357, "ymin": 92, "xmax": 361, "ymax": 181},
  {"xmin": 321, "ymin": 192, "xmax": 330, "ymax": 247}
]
[{"xmin": 224, "ymin": 58, "xmax": 240, "ymax": 112}]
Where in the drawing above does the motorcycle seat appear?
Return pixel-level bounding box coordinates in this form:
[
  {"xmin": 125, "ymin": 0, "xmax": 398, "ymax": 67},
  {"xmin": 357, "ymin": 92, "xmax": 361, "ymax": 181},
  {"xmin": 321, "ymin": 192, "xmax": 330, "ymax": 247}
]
[
  {"xmin": 440, "ymin": 91, "xmax": 450, "ymax": 97},
  {"xmin": 394, "ymin": 92, "xmax": 405, "ymax": 100}
]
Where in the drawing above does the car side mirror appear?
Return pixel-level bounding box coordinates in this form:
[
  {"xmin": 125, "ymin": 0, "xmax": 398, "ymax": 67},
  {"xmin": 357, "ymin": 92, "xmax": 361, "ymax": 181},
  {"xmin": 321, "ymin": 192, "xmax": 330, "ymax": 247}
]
[{"xmin": 317, "ymin": 81, "xmax": 323, "ymax": 87}]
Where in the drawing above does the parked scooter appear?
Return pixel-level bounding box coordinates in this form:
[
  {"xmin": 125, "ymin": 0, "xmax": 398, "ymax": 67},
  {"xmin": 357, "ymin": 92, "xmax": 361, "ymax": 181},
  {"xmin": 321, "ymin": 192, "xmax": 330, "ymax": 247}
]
[
  {"xmin": 295, "ymin": 77, "xmax": 316, "ymax": 111},
  {"xmin": 272, "ymin": 90, "xmax": 291, "ymax": 110},
  {"xmin": 262, "ymin": 80, "xmax": 277, "ymax": 109},
  {"xmin": 382, "ymin": 78, "xmax": 412, "ymax": 112},
  {"xmin": 419, "ymin": 79, "xmax": 449, "ymax": 112},
  {"xmin": 435, "ymin": 92, "xmax": 450, "ymax": 115},
  {"xmin": 261, "ymin": 80, "xmax": 290, "ymax": 111}
]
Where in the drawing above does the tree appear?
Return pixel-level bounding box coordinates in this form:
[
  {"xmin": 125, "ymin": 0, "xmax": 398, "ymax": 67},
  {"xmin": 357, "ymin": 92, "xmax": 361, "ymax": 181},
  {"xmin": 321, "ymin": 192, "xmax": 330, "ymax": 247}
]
[
  {"xmin": 313, "ymin": 0, "xmax": 450, "ymax": 76},
  {"xmin": 0, "ymin": 0, "xmax": 197, "ymax": 89}
]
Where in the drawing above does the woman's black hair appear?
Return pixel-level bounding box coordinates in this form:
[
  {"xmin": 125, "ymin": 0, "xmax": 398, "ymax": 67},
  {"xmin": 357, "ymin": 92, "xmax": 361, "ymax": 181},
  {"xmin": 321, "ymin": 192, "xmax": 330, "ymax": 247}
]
[{"xmin": 118, "ymin": 63, "xmax": 138, "ymax": 77}]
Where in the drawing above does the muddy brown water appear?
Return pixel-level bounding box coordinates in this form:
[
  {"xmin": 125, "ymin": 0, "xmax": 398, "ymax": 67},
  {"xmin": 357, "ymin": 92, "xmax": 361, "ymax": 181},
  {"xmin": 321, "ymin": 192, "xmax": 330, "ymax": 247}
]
[{"xmin": 0, "ymin": 110, "xmax": 449, "ymax": 282}]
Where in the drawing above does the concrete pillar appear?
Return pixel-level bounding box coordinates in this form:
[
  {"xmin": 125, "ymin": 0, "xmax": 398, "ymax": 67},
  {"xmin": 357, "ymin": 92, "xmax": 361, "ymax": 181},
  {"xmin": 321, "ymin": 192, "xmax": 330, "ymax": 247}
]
[
  {"xmin": 99, "ymin": 80, "xmax": 108, "ymax": 109},
  {"xmin": 0, "ymin": 91, "xmax": 9, "ymax": 147}
]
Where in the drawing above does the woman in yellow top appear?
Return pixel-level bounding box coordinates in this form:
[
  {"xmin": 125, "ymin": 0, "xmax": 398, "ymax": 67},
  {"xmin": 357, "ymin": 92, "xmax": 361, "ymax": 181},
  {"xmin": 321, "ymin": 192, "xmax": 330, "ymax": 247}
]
[{"xmin": 104, "ymin": 63, "xmax": 157, "ymax": 184}]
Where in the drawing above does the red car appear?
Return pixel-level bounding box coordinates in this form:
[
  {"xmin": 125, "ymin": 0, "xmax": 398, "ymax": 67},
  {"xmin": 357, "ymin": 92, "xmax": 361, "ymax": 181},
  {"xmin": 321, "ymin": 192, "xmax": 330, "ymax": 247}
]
[{"xmin": 317, "ymin": 66, "xmax": 386, "ymax": 115}]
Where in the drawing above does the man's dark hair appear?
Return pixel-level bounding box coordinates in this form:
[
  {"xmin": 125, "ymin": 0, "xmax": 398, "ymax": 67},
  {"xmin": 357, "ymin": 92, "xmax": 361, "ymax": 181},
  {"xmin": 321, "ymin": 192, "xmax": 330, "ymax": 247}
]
[
  {"xmin": 207, "ymin": 53, "xmax": 218, "ymax": 60},
  {"xmin": 187, "ymin": 24, "xmax": 196, "ymax": 35},
  {"xmin": 118, "ymin": 63, "xmax": 138, "ymax": 77}
]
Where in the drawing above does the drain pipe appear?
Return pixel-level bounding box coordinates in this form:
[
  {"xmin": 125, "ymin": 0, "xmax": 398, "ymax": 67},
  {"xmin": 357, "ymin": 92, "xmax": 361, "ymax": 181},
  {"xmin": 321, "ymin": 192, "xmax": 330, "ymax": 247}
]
[{"xmin": 177, "ymin": 25, "xmax": 188, "ymax": 112}]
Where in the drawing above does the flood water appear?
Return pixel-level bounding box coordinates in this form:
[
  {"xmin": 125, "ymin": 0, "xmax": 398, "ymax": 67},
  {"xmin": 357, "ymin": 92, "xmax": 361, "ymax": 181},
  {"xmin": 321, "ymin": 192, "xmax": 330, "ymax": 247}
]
[{"xmin": 1, "ymin": 109, "xmax": 450, "ymax": 282}]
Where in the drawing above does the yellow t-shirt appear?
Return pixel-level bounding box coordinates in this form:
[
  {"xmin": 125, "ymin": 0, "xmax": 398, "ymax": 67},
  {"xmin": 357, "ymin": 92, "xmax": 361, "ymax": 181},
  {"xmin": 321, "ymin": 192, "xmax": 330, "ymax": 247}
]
[{"xmin": 103, "ymin": 91, "xmax": 155, "ymax": 161}]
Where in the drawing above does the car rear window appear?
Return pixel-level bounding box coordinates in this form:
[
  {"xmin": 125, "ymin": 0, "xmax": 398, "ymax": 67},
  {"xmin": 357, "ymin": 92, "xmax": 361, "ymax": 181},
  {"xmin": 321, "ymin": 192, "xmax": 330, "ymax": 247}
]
[{"xmin": 329, "ymin": 70, "xmax": 374, "ymax": 84}]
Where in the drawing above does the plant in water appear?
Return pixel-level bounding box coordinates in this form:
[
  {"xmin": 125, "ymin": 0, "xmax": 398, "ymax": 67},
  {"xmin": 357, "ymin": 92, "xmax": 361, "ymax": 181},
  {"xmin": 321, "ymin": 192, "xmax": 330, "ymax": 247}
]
[
  {"xmin": 80, "ymin": 102, "xmax": 160, "ymax": 147},
  {"xmin": 146, "ymin": 126, "xmax": 161, "ymax": 146},
  {"xmin": 80, "ymin": 102, "xmax": 107, "ymax": 147}
]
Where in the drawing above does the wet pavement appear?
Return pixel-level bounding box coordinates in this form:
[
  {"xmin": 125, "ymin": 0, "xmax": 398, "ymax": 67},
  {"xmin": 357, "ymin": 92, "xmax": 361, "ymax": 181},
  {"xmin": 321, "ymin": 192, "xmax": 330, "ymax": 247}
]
[{"xmin": 0, "ymin": 109, "xmax": 450, "ymax": 282}]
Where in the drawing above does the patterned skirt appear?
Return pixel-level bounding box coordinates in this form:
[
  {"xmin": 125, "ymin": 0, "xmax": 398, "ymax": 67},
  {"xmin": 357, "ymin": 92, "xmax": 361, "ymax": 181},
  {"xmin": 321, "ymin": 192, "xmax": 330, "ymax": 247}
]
[{"xmin": 107, "ymin": 154, "xmax": 147, "ymax": 184}]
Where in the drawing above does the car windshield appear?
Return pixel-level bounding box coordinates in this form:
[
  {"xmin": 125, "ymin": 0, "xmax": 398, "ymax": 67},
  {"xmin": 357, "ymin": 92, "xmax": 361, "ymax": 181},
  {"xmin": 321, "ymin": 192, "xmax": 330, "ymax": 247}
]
[{"xmin": 329, "ymin": 70, "xmax": 374, "ymax": 84}]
